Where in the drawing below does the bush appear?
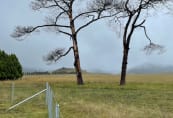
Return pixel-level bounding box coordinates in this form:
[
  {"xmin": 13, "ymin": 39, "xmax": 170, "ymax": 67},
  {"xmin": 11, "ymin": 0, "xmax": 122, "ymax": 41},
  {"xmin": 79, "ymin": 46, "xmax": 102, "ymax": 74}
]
[{"xmin": 0, "ymin": 50, "xmax": 23, "ymax": 80}]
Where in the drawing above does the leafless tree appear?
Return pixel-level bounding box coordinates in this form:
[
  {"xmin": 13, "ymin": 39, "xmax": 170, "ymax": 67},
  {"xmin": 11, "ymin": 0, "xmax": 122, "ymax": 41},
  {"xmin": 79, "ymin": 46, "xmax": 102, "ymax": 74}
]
[
  {"xmin": 11, "ymin": 0, "xmax": 117, "ymax": 85},
  {"xmin": 99, "ymin": 0, "xmax": 170, "ymax": 85}
]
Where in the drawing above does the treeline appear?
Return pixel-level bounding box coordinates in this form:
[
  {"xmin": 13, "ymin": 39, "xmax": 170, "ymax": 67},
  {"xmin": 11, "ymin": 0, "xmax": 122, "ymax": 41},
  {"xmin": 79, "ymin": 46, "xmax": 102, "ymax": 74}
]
[
  {"xmin": 0, "ymin": 50, "xmax": 23, "ymax": 80},
  {"xmin": 24, "ymin": 71, "xmax": 50, "ymax": 75},
  {"xmin": 24, "ymin": 67, "xmax": 80, "ymax": 75}
]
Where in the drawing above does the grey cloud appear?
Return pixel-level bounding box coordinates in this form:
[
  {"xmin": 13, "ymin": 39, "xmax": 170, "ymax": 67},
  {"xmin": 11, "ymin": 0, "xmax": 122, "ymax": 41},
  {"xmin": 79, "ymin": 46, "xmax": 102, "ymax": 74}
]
[{"xmin": 1, "ymin": 1, "xmax": 173, "ymax": 74}]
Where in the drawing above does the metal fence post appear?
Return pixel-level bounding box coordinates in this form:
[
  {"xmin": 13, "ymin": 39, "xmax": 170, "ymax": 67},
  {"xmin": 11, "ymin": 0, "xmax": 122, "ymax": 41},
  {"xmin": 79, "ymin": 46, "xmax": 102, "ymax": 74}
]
[
  {"xmin": 46, "ymin": 83, "xmax": 60, "ymax": 118},
  {"xmin": 56, "ymin": 103, "xmax": 60, "ymax": 118},
  {"xmin": 46, "ymin": 82, "xmax": 49, "ymax": 105},
  {"xmin": 48, "ymin": 84, "xmax": 50, "ymax": 118},
  {"xmin": 50, "ymin": 90, "xmax": 53, "ymax": 118},
  {"xmin": 47, "ymin": 83, "xmax": 53, "ymax": 118}
]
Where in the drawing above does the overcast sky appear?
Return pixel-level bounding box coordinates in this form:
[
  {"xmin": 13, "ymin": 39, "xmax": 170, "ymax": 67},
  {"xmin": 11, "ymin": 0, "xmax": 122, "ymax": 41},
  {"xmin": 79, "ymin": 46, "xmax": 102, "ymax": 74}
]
[{"xmin": 0, "ymin": 0, "xmax": 173, "ymax": 74}]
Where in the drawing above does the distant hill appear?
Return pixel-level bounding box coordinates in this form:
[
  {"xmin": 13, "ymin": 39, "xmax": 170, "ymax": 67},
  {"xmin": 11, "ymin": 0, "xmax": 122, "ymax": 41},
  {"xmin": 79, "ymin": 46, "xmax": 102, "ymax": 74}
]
[
  {"xmin": 23, "ymin": 67, "xmax": 88, "ymax": 75},
  {"xmin": 51, "ymin": 67, "xmax": 87, "ymax": 74},
  {"xmin": 128, "ymin": 64, "xmax": 173, "ymax": 74}
]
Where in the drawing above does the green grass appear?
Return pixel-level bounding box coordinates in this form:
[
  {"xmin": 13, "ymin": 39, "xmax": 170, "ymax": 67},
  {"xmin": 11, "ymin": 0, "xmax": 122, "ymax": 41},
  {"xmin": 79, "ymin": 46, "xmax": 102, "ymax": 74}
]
[
  {"xmin": 0, "ymin": 74, "xmax": 173, "ymax": 118},
  {"xmin": 0, "ymin": 82, "xmax": 47, "ymax": 118}
]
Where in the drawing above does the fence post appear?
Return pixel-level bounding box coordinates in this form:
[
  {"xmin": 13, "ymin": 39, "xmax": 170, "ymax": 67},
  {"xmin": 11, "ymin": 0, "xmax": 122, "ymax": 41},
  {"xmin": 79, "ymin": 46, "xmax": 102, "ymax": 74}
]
[
  {"xmin": 56, "ymin": 103, "xmax": 60, "ymax": 118},
  {"xmin": 46, "ymin": 82, "xmax": 49, "ymax": 105},
  {"xmin": 47, "ymin": 83, "xmax": 53, "ymax": 118},
  {"xmin": 46, "ymin": 83, "xmax": 60, "ymax": 118},
  {"xmin": 11, "ymin": 82, "xmax": 15, "ymax": 104},
  {"xmin": 50, "ymin": 90, "xmax": 53, "ymax": 118}
]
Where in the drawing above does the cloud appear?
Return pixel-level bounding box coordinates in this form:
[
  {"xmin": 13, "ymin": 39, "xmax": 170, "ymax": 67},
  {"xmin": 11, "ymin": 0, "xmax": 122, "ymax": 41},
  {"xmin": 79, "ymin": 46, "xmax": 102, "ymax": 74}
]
[{"xmin": 1, "ymin": 0, "xmax": 173, "ymax": 74}]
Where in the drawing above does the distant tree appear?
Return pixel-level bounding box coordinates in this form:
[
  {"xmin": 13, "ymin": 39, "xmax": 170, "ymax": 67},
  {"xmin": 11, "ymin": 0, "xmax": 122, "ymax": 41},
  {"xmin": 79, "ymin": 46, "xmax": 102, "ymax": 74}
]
[
  {"xmin": 0, "ymin": 50, "xmax": 23, "ymax": 80},
  {"xmin": 93, "ymin": 0, "xmax": 170, "ymax": 85},
  {"xmin": 11, "ymin": 0, "xmax": 117, "ymax": 85}
]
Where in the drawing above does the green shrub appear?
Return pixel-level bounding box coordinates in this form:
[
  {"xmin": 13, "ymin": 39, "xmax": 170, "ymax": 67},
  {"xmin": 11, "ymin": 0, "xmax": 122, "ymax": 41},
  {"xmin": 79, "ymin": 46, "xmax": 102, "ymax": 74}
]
[{"xmin": 0, "ymin": 50, "xmax": 23, "ymax": 80}]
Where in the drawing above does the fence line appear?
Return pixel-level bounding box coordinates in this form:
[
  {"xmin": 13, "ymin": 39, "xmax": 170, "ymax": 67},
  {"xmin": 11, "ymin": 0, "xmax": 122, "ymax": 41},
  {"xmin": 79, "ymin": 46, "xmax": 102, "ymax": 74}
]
[
  {"xmin": 46, "ymin": 82, "xmax": 60, "ymax": 118},
  {"xmin": 6, "ymin": 82, "xmax": 60, "ymax": 118},
  {"xmin": 7, "ymin": 89, "xmax": 47, "ymax": 111}
]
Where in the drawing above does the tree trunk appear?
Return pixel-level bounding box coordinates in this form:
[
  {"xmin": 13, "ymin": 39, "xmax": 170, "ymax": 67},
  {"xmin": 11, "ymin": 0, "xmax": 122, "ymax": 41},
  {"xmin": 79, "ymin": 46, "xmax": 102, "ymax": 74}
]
[
  {"xmin": 120, "ymin": 48, "xmax": 129, "ymax": 85},
  {"xmin": 72, "ymin": 36, "xmax": 84, "ymax": 85},
  {"xmin": 68, "ymin": 8, "xmax": 84, "ymax": 85}
]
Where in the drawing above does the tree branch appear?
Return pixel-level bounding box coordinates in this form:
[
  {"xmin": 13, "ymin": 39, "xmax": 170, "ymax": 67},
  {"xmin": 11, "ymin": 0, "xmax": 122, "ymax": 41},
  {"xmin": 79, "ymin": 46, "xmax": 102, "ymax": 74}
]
[
  {"xmin": 124, "ymin": 0, "xmax": 131, "ymax": 14},
  {"xmin": 55, "ymin": 11, "xmax": 67, "ymax": 24},
  {"xmin": 44, "ymin": 46, "xmax": 74, "ymax": 63},
  {"xmin": 56, "ymin": 46, "xmax": 73, "ymax": 61},
  {"xmin": 61, "ymin": 0, "xmax": 70, "ymax": 8},
  {"xmin": 58, "ymin": 29, "xmax": 72, "ymax": 37},
  {"xmin": 139, "ymin": 25, "xmax": 152, "ymax": 44},
  {"xmin": 134, "ymin": 19, "xmax": 146, "ymax": 27},
  {"xmin": 31, "ymin": 24, "xmax": 70, "ymax": 31},
  {"xmin": 12, "ymin": 24, "xmax": 70, "ymax": 38},
  {"xmin": 73, "ymin": 10, "xmax": 101, "ymax": 22},
  {"xmin": 126, "ymin": 7, "xmax": 142, "ymax": 46},
  {"xmin": 76, "ymin": 11, "xmax": 122, "ymax": 34},
  {"xmin": 53, "ymin": 0, "xmax": 68, "ymax": 12},
  {"xmin": 32, "ymin": 4, "xmax": 58, "ymax": 10}
]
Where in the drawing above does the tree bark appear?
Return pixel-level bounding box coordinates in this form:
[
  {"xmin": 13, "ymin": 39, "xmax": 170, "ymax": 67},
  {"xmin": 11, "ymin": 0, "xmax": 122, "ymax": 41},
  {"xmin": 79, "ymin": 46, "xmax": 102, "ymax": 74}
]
[
  {"xmin": 69, "ymin": 7, "xmax": 84, "ymax": 85},
  {"xmin": 72, "ymin": 35, "xmax": 84, "ymax": 85},
  {"xmin": 120, "ymin": 47, "xmax": 129, "ymax": 85}
]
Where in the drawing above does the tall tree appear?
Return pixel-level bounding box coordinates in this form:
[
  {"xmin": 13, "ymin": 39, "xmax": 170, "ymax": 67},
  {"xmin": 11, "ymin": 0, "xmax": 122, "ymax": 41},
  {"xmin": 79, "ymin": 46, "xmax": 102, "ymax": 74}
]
[
  {"xmin": 119, "ymin": 0, "xmax": 170, "ymax": 85},
  {"xmin": 11, "ymin": 0, "xmax": 117, "ymax": 85},
  {"xmin": 94, "ymin": 0, "xmax": 169, "ymax": 85}
]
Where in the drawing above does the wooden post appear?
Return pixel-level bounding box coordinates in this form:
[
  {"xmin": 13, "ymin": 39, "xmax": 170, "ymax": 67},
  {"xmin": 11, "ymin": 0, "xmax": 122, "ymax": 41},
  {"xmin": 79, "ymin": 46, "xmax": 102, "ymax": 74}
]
[{"xmin": 11, "ymin": 82, "xmax": 15, "ymax": 104}]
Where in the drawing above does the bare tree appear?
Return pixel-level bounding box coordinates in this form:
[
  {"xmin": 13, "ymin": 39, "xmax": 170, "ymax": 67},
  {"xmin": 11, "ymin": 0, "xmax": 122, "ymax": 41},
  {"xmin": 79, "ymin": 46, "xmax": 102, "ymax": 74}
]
[
  {"xmin": 101, "ymin": 0, "xmax": 169, "ymax": 85},
  {"xmin": 11, "ymin": 0, "xmax": 117, "ymax": 85}
]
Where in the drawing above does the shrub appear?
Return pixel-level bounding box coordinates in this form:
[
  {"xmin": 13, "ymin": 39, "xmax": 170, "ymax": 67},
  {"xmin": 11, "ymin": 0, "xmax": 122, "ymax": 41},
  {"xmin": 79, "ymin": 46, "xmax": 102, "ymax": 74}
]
[{"xmin": 0, "ymin": 50, "xmax": 23, "ymax": 80}]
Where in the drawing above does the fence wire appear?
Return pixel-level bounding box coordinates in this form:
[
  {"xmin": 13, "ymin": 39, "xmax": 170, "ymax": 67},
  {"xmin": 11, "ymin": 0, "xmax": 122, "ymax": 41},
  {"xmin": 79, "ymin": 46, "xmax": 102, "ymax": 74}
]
[
  {"xmin": 0, "ymin": 82, "xmax": 60, "ymax": 118},
  {"xmin": 46, "ymin": 82, "xmax": 60, "ymax": 118}
]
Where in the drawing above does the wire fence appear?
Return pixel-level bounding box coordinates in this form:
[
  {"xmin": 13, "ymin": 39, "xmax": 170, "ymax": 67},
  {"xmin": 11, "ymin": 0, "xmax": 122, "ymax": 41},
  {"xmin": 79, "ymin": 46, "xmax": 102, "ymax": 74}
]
[
  {"xmin": 46, "ymin": 82, "xmax": 60, "ymax": 118},
  {"xmin": 0, "ymin": 82, "xmax": 60, "ymax": 118}
]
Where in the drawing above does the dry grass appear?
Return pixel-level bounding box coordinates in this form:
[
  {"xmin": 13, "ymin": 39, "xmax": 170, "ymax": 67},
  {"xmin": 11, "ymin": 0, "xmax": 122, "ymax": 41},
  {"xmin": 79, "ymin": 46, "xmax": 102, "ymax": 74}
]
[
  {"xmin": 0, "ymin": 73, "xmax": 173, "ymax": 118},
  {"xmin": 62, "ymin": 100, "xmax": 173, "ymax": 118},
  {"xmin": 3, "ymin": 73, "xmax": 172, "ymax": 84}
]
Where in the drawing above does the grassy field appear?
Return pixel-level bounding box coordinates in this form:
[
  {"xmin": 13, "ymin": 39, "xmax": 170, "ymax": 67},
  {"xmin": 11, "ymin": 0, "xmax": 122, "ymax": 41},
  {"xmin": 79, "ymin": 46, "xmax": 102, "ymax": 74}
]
[{"xmin": 0, "ymin": 74, "xmax": 173, "ymax": 118}]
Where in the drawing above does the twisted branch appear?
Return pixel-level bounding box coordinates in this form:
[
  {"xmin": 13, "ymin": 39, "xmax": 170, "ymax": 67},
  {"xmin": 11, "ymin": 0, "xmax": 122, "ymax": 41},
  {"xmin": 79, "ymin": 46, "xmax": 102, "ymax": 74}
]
[{"xmin": 44, "ymin": 46, "xmax": 74, "ymax": 63}]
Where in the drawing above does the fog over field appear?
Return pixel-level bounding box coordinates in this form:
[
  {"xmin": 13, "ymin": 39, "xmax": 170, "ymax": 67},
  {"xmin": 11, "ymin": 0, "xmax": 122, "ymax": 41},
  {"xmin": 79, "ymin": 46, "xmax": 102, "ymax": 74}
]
[{"xmin": 1, "ymin": 0, "xmax": 173, "ymax": 74}]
